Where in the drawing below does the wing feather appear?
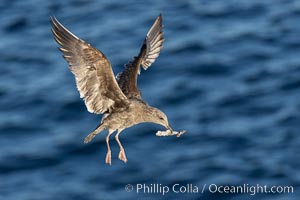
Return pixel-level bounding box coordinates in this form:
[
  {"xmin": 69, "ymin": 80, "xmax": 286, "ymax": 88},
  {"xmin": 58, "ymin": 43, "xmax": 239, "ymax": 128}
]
[
  {"xmin": 117, "ymin": 14, "xmax": 164, "ymax": 99},
  {"xmin": 141, "ymin": 14, "xmax": 164, "ymax": 69},
  {"xmin": 50, "ymin": 17, "xmax": 129, "ymax": 114}
]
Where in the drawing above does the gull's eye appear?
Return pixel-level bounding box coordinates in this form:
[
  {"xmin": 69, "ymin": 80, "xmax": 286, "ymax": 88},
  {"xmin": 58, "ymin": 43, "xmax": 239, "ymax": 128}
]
[{"xmin": 159, "ymin": 116, "xmax": 164, "ymax": 120}]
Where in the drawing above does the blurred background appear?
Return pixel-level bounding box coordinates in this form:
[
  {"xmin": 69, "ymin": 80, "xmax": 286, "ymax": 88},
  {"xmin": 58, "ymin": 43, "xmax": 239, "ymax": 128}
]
[{"xmin": 1, "ymin": 0, "xmax": 300, "ymax": 199}]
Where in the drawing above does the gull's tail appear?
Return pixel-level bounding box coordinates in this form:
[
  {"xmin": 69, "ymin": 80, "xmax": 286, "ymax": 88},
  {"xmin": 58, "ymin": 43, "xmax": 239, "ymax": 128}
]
[{"xmin": 84, "ymin": 123, "xmax": 105, "ymax": 143}]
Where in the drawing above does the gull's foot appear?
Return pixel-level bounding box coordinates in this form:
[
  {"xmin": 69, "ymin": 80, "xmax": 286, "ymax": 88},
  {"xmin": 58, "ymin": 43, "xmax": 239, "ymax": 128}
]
[
  {"xmin": 118, "ymin": 149, "xmax": 127, "ymax": 163},
  {"xmin": 105, "ymin": 151, "xmax": 112, "ymax": 165},
  {"xmin": 84, "ymin": 133, "xmax": 96, "ymax": 144}
]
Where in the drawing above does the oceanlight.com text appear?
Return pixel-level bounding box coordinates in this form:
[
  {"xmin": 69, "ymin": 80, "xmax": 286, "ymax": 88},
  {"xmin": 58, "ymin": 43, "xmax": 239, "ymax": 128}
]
[{"xmin": 124, "ymin": 183, "xmax": 294, "ymax": 196}]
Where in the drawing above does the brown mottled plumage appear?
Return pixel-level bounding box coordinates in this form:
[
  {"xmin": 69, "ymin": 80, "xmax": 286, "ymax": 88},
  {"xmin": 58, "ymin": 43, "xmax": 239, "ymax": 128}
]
[{"xmin": 51, "ymin": 14, "xmax": 173, "ymax": 165}]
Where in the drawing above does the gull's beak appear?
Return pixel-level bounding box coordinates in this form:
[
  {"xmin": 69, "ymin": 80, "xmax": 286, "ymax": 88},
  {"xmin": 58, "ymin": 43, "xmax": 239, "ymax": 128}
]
[{"xmin": 166, "ymin": 125, "xmax": 173, "ymax": 132}]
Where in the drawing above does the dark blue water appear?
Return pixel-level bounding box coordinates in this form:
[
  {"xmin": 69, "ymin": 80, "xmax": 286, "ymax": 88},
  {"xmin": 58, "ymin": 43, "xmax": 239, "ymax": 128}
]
[{"xmin": 1, "ymin": 0, "xmax": 300, "ymax": 199}]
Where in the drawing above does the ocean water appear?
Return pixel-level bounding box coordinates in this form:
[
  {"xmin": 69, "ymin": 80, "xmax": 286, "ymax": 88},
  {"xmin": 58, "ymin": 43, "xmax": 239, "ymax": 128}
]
[{"xmin": 1, "ymin": 0, "xmax": 300, "ymax": 199}]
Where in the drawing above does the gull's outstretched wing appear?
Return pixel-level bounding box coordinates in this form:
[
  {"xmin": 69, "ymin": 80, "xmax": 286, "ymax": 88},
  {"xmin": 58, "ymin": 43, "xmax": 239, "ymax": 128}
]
[
  {"xmin": 50, "ymin": 17, "xmax": 129, "ymax": 114},
  {"xmin": 117, "ymin": 14, "xmax": 164, "ymax": 99}
]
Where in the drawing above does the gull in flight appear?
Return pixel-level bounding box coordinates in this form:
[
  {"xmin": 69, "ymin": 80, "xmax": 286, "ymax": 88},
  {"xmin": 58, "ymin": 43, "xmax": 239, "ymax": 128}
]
[{"xmin": 50, "ymin": 14, "xmax": 185, "ymax": 165}]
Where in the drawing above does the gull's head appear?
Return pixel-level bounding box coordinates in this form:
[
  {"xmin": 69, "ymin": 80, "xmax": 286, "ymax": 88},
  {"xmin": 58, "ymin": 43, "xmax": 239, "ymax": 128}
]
[{"xmin": 151, "ymin": 108, "xmax": 172, "ymax": 131}]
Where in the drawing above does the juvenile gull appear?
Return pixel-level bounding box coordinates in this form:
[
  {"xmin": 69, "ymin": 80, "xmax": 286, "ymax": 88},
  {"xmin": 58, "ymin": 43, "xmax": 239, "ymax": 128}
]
[{"xmin": 50, "ymin": 14, "xmax": 185, "ymax": 165}]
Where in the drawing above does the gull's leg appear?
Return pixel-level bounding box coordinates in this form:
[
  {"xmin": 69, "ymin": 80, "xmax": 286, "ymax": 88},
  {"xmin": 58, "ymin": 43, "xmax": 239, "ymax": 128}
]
[
  {"xmin": 115, "ymin": 129, "xmax": 127, "ymax": 163},
  {"xmin": 105, "ymin": 129, "xmax": 114, "ymax": 165}
]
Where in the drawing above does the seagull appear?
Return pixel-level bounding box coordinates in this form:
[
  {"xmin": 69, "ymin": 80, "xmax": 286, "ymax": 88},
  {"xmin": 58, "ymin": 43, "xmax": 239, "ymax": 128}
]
[{"xmin": 50, "ymin": 14, "xmax": 183, "ymax": 165}]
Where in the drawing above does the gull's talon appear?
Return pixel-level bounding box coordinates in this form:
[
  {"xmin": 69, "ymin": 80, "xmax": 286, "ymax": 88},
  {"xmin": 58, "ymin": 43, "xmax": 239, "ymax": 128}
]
[
  {"xmin": 105, "ymin": 150, "xmax": 112, "ymax": 165},
  {"xmin": 118, "ymin": 150, "xmax": 127, "ymax": 163}
]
